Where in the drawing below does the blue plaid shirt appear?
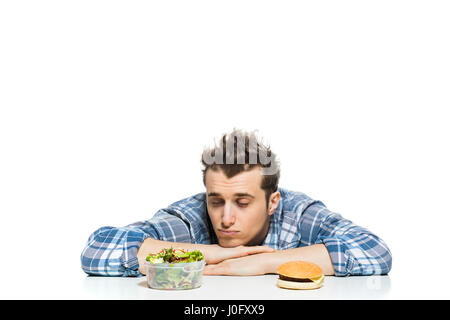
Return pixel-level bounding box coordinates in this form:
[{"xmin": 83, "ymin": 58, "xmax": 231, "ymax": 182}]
[{"xmin": 80, "ymin": 187, "xmax": 392, "ymax": 277}]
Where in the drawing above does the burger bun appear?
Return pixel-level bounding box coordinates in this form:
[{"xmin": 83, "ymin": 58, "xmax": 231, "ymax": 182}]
[{"xmin": 276, "ymin": 261, "xmax": 324, "ymax": 290}]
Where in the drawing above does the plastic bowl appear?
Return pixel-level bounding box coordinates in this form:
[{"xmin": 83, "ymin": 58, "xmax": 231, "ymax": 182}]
[{"xmin": 145, "ymin": 260, "xmax": 205, "ymax": 290}]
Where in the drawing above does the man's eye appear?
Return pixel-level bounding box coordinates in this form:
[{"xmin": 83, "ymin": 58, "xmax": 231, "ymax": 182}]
[
  {"xmin": 237, "ymin": 202, "xmax": 249, "ymax": 207},
  {"xmin": 211, "ymin": 201, "xmax": 223, "ymax": 206}
]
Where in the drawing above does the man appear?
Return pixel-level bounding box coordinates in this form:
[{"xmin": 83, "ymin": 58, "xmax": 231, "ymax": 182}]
[{"xmin": 80, "ymin": 129, "xmax": 392, "ymax": 277}]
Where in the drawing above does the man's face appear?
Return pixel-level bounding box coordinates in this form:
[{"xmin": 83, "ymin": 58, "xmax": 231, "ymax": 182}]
[{"xmin": 205, "ymin": 166, "xmax": 279, "ymax": 248}]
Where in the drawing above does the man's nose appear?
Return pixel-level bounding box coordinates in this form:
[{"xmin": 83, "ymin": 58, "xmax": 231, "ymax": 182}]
[{"xmin": 221, "ymin": 202, "xmax": 236, "ymax": 227}]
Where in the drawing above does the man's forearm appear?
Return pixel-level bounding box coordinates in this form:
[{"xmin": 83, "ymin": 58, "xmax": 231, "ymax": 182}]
[
  {"xmin": 202, "ymin": 243, "xmax": 335, "ymax": 276},
  {"xmin": 262, "ymin": 244, "xmax": 335, "ymax": 275}
]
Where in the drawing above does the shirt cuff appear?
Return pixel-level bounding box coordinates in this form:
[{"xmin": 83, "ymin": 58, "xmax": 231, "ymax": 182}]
[
  {"xmin": 120, "ymin": 232, "xmax": 150, "ymax": 277},
  {"xmin": 320, "ymin": 237, "xmax": 355, "ymax": 276},
  {"xmin": 122, "ymin": 256, "xmax": 142, "ymax": 277}
]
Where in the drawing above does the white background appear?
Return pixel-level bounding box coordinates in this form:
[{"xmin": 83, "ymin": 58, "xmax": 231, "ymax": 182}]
[{"xmin": 0, "ymin": 1, "xmax": 449, "ymax": 299}]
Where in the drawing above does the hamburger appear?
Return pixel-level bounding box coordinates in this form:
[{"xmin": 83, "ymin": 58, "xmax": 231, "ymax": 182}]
[{"xmin": 276, "ymin": 261, "xmax": 324, "ymax": 290}]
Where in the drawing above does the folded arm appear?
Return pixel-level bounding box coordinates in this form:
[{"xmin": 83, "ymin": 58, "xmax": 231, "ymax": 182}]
[
  {"xmin": 80, "ymin": 209, "xmax": 192, "ymax": 276},
  {"xmin": 80, "ymin": 209, "xmax": 274, "ymax": 277},
  {"xmin": 204, "ymin": 203, "xmax": 392, "ymax": 276},
  {"xmin": 203, "ymin": 243, "xmax": 334, "ymax": 276}
]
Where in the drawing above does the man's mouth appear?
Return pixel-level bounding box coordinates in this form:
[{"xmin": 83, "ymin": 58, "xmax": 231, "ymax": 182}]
[{"xmin": 219, "ymin": 229, "xmax": 239, "ymax": 236}]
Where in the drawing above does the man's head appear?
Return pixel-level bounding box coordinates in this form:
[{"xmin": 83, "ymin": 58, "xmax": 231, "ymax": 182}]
[{"xmin": 201, "ymin": 129, "xmax": 281, "ymax": 247}]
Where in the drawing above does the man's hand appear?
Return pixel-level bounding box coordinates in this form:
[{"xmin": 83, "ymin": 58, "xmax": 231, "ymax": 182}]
[
  {"xmin": 202, "ymin": 244, "xmax": 275, "ymax": 265},
  {"xmin": 203, "ymin": 252, "xmax": 271, "ymax": 276}
]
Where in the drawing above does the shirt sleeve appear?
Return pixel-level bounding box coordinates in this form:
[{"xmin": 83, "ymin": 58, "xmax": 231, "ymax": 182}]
[
  {"xmin": 80, "ymin": 208, "xmax": 193, "ymax": 277},
  {"xmin": 299, "ymin": 202, "xmax": 392, "ymax": 276}
]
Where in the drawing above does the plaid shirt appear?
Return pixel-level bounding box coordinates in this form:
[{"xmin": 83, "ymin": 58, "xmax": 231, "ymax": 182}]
[{"xmin": 80, "ymin": 187, "xmax": 392, "ymax": 277}]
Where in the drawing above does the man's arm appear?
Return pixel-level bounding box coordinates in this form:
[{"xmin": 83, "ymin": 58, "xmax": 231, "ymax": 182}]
[
  {"xmin": 80, "ymin": 224, "xmax": 158, "ymax": 277},
  {"xmin": 302, "ymin": 203, "xmax": 392, "ymax": 276},
  {"xmin": 203, "ymin": 243, "xmax": 334, "ymax": 276},
  {"xmin": 80, "ymin": 209, "xmax": 274, "ymax": 276},
  {"xmin": 80, "ymin": 208, "xmax": 193, "ymax": 276}
]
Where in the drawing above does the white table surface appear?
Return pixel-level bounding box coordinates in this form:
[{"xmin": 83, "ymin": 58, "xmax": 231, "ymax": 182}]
[
  {"xmin": 2, "ymin": 259, "xmax": 449, "ymax": 300},
  {"xmin": 3, "ymin": 268, "xmax": 445, "ymax": 300},
  {"xmin": 79, "ymin": 274, "xmax": 393, "ymax": 300}
]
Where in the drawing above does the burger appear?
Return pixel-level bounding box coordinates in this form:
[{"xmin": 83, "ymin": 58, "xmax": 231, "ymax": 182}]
[{"xmin": 276, "ymin": 261, "xmax": 324, "ymax": 290}]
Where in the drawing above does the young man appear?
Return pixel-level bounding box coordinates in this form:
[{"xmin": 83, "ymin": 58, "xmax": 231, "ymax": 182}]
[{"xmin": 81, "ymin": 129, "xmax": 392, "ymax": 277}]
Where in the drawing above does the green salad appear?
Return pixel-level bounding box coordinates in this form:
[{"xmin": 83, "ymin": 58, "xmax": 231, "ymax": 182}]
[
  {"xmin": 146, "ymin": 248, "xmax": 204, "ymax": 264},
  {"xmin": 145, "ymin": 248, "xmax": 205, "ymax": 290}
]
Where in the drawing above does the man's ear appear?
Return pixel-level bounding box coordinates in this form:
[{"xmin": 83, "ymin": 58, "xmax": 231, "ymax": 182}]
[{"xmin": 268, "ymin": 191, "xmax": 280, "ymax": 215}]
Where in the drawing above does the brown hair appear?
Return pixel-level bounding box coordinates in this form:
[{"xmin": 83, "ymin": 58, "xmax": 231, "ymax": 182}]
[{"xmin": 201, "ymin": 129, "xmax": 280, "ymax": 207}]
